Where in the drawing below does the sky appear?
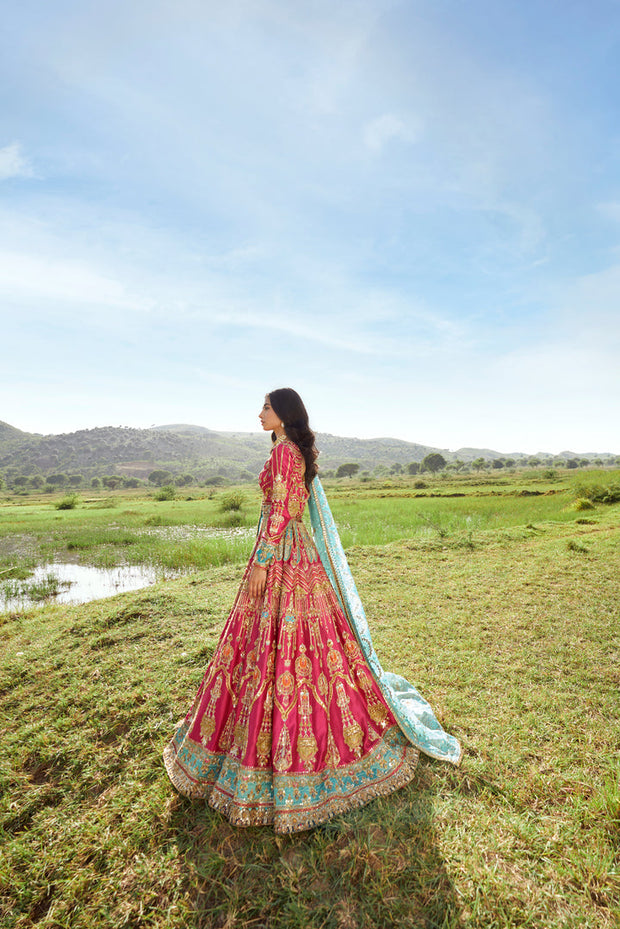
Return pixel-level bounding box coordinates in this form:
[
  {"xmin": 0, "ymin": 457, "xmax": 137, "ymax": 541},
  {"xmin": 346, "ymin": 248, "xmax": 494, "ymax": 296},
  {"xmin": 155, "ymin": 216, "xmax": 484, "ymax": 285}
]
[{"xmin": 1, "ymin": 0, "xmax": 619, "ymax": 454}]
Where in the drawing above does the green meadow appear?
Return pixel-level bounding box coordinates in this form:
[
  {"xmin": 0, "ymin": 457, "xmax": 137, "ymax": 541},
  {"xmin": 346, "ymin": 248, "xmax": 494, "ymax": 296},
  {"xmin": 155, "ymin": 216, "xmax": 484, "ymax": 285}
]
[{"xmin": 1, "ymin": 469, "xmax": 619, "ymax": 928}]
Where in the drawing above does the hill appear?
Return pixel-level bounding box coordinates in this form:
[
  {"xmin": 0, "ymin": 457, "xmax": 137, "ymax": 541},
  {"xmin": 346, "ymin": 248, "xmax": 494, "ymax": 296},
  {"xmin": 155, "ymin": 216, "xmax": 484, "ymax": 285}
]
[
  {"xmin": 0, "ymin": 420, "xmax": 28, "ymax": 443},
  {"xmin": 0, "ymin": 420, "xmax": 617, "ymax": 485}
]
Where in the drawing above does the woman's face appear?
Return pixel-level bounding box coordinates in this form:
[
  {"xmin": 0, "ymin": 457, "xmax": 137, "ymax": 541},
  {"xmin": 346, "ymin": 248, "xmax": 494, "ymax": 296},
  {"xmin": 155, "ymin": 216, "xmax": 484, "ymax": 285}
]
[{"xmin": 259, "ymin": 396, "xmax": 282, "ymax": 433}]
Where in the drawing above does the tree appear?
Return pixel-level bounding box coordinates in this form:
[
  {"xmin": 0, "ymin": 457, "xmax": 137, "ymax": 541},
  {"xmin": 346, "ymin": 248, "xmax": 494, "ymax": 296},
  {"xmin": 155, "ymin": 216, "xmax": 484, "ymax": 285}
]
[
  {"xmin": 336, "ymin": 463, "xmax": 360, "ymax": 478},
  {"xmin": 91, "ymin": 477, "xmax": 102, "ymax": 488},
  {"xmin": 29, "ymin": 475, "xmax": 45, "ymax": 489},
  {"xmin": 407, "ymin": 462, "xmax": 420, "ymax": 475},
  {"xmin": 13, "ymin": 476, "xmax": 29, "ymax": 486},
  {"xmin": 148, "ymin": 469, "xmax": 174, "ymax": 486},
  {"xmin": 47, "ymin": 473, "xmax": 68, "ymax": 486},
  {"xmin": 491, "ymin": 459, "xmax": 504, "ymax": 469},
  {"xmin": 472, "ymin": 457, "xmax": 486, "ymax": 472},
  {"xmin": 527, "ymin": 457, "xmax": 541, "ymax": 468},
  {"xmin": 68, "ymin": 475, "xmax": 83, "ymax": 486},
  {"xmin": 504, "ymin": 458, "xmax": 516, "ymax": 469},
  {"xmin": 390, "ymin": 463, "xmax": 403, "ymax": 475},
  {"xmin": 421, "ymin": 453, "xmax": 446, "ymax": 473},
  {"xmin": 102, "ymin": 475, "xmax": 123, "ymax": 489},
  {"xmin": 566, "ymin": 459, "xmax": 578, "ymax": 469}
]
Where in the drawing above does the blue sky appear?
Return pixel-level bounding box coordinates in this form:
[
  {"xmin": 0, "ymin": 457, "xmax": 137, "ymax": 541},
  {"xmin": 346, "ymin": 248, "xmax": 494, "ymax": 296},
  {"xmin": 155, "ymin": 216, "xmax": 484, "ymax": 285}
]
[{"xmin": 1, "ymin": 0, "xmax": 619, "ymax": 453}]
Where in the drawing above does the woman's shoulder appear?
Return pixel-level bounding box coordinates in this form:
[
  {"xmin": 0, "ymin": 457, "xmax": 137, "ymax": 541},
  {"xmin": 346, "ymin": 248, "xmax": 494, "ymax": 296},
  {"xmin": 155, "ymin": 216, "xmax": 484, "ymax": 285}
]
[{"xmin": 271, "ymin": 435, "xmax": 302, "ymax": 458}]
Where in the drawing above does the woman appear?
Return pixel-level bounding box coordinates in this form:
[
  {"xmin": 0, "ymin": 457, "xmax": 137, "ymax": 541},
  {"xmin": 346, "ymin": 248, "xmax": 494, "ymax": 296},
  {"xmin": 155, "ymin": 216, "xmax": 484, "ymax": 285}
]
[{"xmin": 164, "ymin": 388, "xmax": 461, "ymax": 834}]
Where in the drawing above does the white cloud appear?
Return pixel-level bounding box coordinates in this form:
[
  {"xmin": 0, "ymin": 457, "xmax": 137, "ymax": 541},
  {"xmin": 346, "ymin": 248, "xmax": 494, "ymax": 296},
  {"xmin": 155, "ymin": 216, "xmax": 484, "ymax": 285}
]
[
  {"xmin": 0, "ymin": 249, "xmax": 153, "ymax": 313},
  {"xmin": 597, "ymin": 201, "xmax": 620, "ymax": 222},
  {"xmin": 0, "ymin": 143, "xmax": 33, "ymax": 181},
  {"xmin": 363, "ymin": 113, "xmax": 420, "ymax": 153}
]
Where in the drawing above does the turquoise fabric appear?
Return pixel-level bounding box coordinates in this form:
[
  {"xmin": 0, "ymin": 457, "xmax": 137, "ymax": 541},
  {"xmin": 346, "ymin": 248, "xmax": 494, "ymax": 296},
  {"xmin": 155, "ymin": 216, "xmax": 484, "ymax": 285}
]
[{"xmin": 308, "ymin": 477, "xmax": 462, "ymax": 765}]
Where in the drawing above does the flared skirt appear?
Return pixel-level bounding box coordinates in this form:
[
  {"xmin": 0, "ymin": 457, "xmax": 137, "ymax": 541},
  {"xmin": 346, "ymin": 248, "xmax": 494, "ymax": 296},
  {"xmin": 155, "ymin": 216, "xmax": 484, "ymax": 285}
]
[{"xmin": 163, "ymin": 519, "xmax": 419, "ymax": 833}]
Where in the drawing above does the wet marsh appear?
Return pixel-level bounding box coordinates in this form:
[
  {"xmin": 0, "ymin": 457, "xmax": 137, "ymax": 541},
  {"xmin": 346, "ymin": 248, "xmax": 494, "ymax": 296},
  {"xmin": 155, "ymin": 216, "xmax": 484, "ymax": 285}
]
[{"xmin": 1, "ymin": 469, "xmax": 617, "ymax": 612}]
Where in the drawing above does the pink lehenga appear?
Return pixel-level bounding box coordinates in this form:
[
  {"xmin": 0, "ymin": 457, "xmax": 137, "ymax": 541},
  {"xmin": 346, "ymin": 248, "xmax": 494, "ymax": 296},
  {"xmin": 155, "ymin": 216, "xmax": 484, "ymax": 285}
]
[{"xmin": 163, "ymin": 435, "xmax": 460, "ymax": 834}]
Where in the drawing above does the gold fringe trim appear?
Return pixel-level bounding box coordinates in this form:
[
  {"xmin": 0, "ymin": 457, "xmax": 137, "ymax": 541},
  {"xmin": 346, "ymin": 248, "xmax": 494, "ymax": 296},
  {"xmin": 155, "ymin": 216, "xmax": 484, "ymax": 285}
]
[{"xmin": 163, "ymin": 737, "xmax": 420, "ymax": 834}]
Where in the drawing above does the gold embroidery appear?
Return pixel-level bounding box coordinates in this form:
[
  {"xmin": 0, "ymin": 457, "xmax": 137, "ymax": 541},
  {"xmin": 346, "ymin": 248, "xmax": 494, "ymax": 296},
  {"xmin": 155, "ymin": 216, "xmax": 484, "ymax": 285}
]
[
  {"xmin": 296, "ymin": 688, "xmax": 318, "ymax": 767},
  {"xmin": 294, "ymin": 645, "xmax": 312, "ymax": 682},
  {"xmin": 256, "ymin": 682, "xmax": 273, "ymax": 767},
  {"xmin": 218, "ymin": 713, "xmax": 234, "ymax": 752},
  {"xmin": 344, "ymin": 637, "xmax": 363, "ymax": 663},
  {"xmin": 356, "ymin": 667, "xmax": 389, "ymax": 726},
  {"xmin": 272, "ymin": 474, "xmax": 288, "ymax": 502},
  {"xmin": 325, "ymin": 722, "xmax": 341, "ymax": 768},
  {"xmin": 277, "ymin": 670, "xmax": 295, "ymax": 696},
  {"xmin": 273, "ymin": 723, "xmax": 293, "ymax": 772},
  {"xmin": 326, "ymin": 640, "xmax": 343, "ymax": 674},
  {"xmin": 199, "ymin": 674, "xmax": 222, "ymax": 743},
  {"xmin": 164, "ymin": 724, "xmax": 419, "ymax": 835},
  {"xmin": 336, "ymin": 680, "xmax": 364, "ymax": 756}
]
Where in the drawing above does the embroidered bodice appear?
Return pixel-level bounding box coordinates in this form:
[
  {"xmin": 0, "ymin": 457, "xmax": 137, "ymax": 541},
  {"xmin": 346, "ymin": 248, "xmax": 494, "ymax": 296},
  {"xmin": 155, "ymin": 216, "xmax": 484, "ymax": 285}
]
[{"xmin": 253, "ymin": 436, "xmax": 309, "ymax": 568}]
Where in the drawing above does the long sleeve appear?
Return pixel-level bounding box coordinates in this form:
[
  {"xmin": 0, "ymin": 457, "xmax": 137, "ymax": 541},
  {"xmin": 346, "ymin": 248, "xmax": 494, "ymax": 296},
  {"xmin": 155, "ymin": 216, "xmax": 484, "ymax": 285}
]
[{"xmin": 253, "ymin": 443, "xmax": 296, "ymax": 568}]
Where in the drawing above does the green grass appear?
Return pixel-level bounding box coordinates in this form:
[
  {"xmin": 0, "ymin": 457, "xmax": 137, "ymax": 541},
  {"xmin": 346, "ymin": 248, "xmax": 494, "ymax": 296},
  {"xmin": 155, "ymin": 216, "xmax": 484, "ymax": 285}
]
[
  {"xmin": 0, "ymin": 492, "xmax": 260, "ymax": 580},
  {"xmin": 2, "ymin": 470, "xmax": 617, "ymax": 581},
  {"xmin": 0, "ymin": 481, "xmax": 619, "ymax": 927}
]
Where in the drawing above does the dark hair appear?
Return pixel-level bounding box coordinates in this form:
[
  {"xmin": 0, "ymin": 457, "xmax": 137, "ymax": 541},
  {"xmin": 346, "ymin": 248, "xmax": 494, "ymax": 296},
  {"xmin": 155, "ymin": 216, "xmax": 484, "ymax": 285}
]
[{"xmin": 268, "ymin": 387, "xmax": 318, "ymax": 489}]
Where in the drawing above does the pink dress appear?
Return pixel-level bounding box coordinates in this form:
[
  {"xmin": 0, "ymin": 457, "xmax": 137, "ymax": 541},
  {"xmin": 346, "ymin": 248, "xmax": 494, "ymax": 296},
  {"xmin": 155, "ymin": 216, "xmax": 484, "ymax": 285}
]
[{"xmin": 163, "ymin": 435, "xmax": 419, "ymax": 833}]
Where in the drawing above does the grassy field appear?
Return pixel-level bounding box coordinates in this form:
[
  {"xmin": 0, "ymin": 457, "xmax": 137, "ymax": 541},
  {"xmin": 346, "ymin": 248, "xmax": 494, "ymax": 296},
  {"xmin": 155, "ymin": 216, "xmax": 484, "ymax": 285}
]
[{"xmin": 1, "ymin": 470, "xmax": 619, "ymax": 927}]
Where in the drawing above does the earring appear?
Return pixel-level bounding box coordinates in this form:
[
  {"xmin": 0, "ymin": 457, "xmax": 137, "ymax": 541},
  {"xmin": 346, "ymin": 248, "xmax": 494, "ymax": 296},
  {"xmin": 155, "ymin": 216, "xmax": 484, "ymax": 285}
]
[{"xmin": 280, "ymin": 422, "xmax": 285, "ymax": 428}]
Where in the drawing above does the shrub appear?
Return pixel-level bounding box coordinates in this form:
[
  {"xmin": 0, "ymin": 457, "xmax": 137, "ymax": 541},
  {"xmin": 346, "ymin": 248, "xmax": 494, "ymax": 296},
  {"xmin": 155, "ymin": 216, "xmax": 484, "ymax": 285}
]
[
  {"xmin": 413, "ymin": 480, "xmax": 427, "ymax": 489},
  {"xmin": 574, "ymin": 498, "xmax": 595, "ymax": 511},
  {"xmin": 574, "ymin": 479, "xmax": 620, "ymax": 505},
  {"xmin": 154, "ymin": 485, "xmax": 176, "ymax": 501},
  {"xmin": 219, "ymin": 492, "xmax": 245, "ymax": 512},
  {"xmin": 220, "ymin": 511, "xmax": 244, "ymax": 527},
  {"xmin": 93, "ymin": 497, "xmax": 117, "ymax": 508},
  {"xmin": 55, "ymin": 494, "xmax": 79, "ymax": 510}
]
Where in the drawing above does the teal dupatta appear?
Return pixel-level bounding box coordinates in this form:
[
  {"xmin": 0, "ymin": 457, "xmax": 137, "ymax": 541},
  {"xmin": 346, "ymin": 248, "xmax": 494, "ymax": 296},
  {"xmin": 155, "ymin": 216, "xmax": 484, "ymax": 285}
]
[{"xmin": 308, "ymin": 477, "xmax": 462, "ymax": 766}]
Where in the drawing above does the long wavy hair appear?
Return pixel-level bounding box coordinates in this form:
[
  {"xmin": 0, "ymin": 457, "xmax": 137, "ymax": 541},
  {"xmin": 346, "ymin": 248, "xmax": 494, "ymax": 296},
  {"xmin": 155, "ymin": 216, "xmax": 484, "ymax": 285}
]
[{"xmin": 268, "ymin": 387, "xmax": 318, "ymax": 489}]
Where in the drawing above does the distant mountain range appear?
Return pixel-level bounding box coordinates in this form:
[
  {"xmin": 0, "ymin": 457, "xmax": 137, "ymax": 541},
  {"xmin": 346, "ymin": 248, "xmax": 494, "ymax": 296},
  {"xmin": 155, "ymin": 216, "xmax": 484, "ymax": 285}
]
[{"xmin": 0, "ymin": 419, "xmax": 616, "ymax": 483}]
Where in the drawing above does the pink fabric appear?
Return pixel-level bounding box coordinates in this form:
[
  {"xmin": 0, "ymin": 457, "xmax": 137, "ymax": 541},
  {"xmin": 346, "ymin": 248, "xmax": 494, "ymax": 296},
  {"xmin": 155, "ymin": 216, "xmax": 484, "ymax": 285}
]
[{"xmin": 164, "ymin": 436, "xmax": 419, "ymax": 831}]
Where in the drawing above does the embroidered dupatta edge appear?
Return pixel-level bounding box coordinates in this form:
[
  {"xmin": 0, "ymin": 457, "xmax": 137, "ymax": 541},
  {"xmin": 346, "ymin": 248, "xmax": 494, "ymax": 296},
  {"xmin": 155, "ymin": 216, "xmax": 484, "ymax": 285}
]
[{"xmin": 308, "ymin": 476, "xmax": 462, "ymax": 765}]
